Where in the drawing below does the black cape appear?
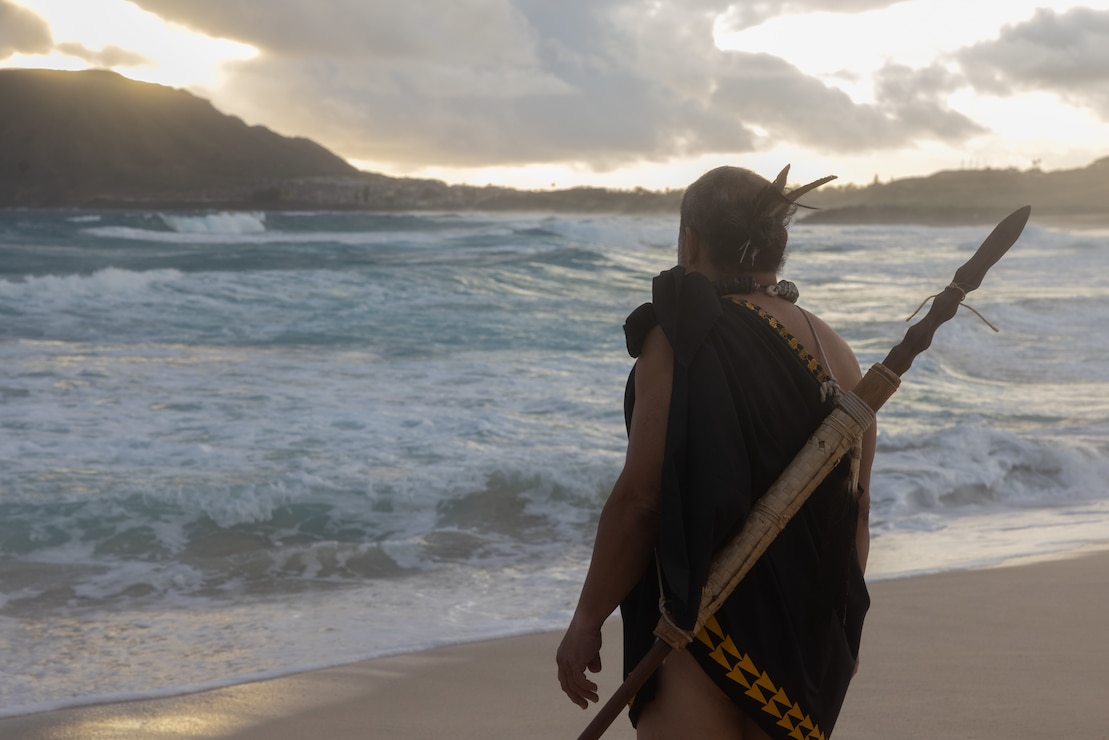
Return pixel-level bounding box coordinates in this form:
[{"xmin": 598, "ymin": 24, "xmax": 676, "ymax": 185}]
[{"xmin": 620, "ymin": 266, "xmax": 868, "ymax": 740}]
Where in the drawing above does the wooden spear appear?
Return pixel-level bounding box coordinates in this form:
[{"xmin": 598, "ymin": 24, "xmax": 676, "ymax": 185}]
[{"xmin": 576, "ymin": 205, "xmax": 1032, "ymax": 740}]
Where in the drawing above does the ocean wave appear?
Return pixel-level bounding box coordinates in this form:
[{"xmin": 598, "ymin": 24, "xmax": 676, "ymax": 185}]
[
  {"xmin": 873, "ymin": 424, "xmax": 1109, "ymax": 521},
  {"xmin": 3, "ymin": 418, "xmax": 1102, "ymax": 607},
  {"xmin": 0, "ymin": 463, "xmax": 610, "ymax": 610},
  {"xmin": 2, "ymin": 211, "xmax": 1108, "ymax": 716},
  {"xmin": 160, "ymin": 212, "xmax": 267, "ymax": 234},
  {"xmin": 0, "ymin": 265, "xmax": 184, "ymax": 295}
]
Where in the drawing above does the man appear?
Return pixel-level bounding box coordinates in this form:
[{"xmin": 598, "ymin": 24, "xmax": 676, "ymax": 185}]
[{"xmin": 557, "ymin": 166, "xmax": 875, "ymax": 739}]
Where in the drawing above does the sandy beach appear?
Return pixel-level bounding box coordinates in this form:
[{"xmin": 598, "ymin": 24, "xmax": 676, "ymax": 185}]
[{"xmin": 3, "ymin": 547, "xmax": 1108, "ymax": 739}]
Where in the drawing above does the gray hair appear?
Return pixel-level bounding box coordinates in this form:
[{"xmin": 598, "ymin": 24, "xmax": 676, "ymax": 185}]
[{"xmin": 678, "ymin": 166, "xmax": 795, "ymax": 275}]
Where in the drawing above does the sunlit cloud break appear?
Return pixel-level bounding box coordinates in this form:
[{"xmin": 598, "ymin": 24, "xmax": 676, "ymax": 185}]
[{"xmin": 3, "ymin": 0, "xmax": 1109, "ymax": 189}]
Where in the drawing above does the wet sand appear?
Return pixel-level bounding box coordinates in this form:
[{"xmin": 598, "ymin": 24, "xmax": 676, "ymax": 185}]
[{"xmin": 3, "ymin": 548, "xmax": 1107, "ymax": 739}]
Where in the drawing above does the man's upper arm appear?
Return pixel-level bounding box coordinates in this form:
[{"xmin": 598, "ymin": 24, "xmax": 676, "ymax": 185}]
[{"xmin": 620, "ymin": 326, "xmax": 673, "ymax": 498}]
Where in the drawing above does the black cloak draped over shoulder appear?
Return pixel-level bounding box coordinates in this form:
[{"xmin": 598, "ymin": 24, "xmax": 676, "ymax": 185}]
[{"xmin": 619, "ymin": 266, "xmax": 868, "ymax": 740}]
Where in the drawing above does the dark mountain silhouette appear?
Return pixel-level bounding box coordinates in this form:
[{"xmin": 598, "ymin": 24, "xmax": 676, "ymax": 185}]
[
  {"xmin": 798, "ymin": 159, "xmax": 1109, "ymax": 226},
  {"xmin": 0, "ymin": 68, "xmax": 679, "ymax": 212},
  {"xmin": 0, "ymin": 68, "xmax": 357, "ymax": 207},
  {"xmin": 1, "ymin": 68, "xmax": 1106, "ymax": 224}
]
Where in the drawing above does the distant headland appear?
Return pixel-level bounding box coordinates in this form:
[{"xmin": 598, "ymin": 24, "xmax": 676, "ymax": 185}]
[{"xmin": 2, "ymin": 69, "xmax": 1106, "ymax": 226}]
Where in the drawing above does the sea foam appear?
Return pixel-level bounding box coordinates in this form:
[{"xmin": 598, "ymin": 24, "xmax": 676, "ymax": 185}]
[
  {"xmin": 1, "ymin": 209, "xmax": 1106, "ymax": 716},
  {"xmin": 160, "ymin": 211, "xmax": 267, "ymax": 234}
]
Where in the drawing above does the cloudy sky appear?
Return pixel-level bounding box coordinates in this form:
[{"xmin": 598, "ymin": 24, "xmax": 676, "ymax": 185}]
[{"xmin": 3, "ymin": 0, "xmax": 1109, "ymax": 190}]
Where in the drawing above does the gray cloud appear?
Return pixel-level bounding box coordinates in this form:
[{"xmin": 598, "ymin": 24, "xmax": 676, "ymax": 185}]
[
  {"xmin": 57, "ymin": 42, "xmax": 152, "ymax": 69},
  {"xmin": 710, "ymin": 55, "xmax": 984, "ymax": 151},
  {"xmin": 873, "ymin": 64, "xmax": 985, "ymax": 140},
  {"xmin": 131, "ymin": 0, "xmax": 542, "ymax": 62},
  {"xmin": 715, "ymin": 0, "xmax": 897, "ymax": 32},
  {"xmin": 958, "ymin": 8, "xmax": 1109, "ymax": 117},
  {"xmin": 0, "ymin": 0, "xmax": 52, "ymax": 58},
  {"xmin": 128, "ymin": 0, "xmax": 993, "ymax": 170}
]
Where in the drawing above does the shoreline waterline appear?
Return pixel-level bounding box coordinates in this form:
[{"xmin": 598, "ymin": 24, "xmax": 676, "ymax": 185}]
[
  {"xmin": 1, "ymin": 546, "xmax": 1106, "ymax": 739},
  {"xmin": 4, "ymin": 533, "xmax": 1108, "ymax": 723}
]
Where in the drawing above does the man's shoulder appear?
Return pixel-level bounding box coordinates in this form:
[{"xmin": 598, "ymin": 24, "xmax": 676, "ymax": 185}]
[{"xmin": 804, "ymin": 311, "xmax": 862, "ymax": 382}]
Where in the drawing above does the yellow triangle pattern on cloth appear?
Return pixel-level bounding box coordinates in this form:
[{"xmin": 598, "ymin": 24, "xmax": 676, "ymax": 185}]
[
  {"xmin": 728, "ymin": 298, "xmax": 830, "ymax": 383},
  {"xmin": 696, "ymin": 615, "xmax": 826, "ymax": 740}
]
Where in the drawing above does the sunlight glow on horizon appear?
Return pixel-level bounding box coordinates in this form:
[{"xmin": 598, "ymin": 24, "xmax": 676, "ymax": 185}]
[
  {"xmin": 714, "ymin": 0, "xmax": 1109, "ymax": 93},
  {"xmin": 356, "ymin": 0, "xmax": 1109, "ymax": 189},
  {"xmin": 3, "ymin": 0, "xmax": 258, "ymax": 92},
  {"xmin": 702, "ymin": 0, "xmax": 1109, "ymax": 189},
  {"xmin": 4, "ymin": 0, "xmax": 1107, "ymax": 191},
  {"xmin": 352, "ymin": 152, "xmax": 895, "ymax": 192}
]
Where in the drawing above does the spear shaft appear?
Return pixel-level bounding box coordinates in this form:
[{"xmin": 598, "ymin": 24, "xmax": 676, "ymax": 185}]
[{"xmin": 576, "ymin": 205, "xmax": 1032, "ymax": 740}]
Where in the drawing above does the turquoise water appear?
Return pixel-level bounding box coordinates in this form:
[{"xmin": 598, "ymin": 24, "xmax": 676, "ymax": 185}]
[{"xmin": 1, "ymin": 209, "xmax": 1106, "ymax": 714}]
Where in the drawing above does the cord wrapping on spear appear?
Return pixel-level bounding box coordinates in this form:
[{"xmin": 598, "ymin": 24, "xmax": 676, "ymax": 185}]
[{"xmin": 575, "ymin": 206, "xmax": 1030, "ymax": 740}]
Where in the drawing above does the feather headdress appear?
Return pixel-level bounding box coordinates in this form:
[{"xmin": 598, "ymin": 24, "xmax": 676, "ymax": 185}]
[
  {"xmin": 724, "ymin": 165, "xmax": 836, "ymax": 268},
  {"xmin": 753, "ymin": 164, "xmax": 837, "ymax": 219}
]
